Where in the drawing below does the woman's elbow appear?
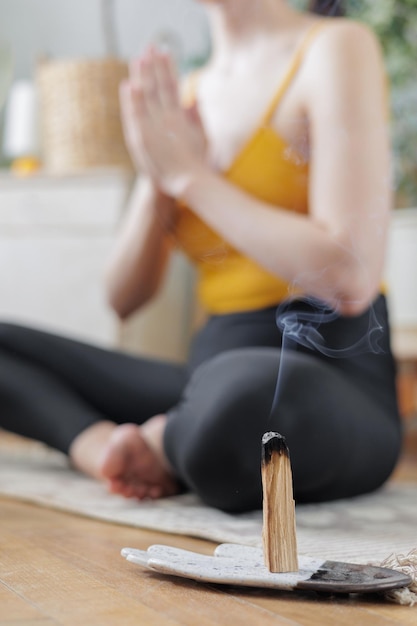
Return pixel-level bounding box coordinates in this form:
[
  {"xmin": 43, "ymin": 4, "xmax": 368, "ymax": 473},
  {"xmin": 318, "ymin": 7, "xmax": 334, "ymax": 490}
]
[
  {"xmin": 106, "ymin": 288, "xmax": 133, "ymax": 320},
  {"xmin": 105, "ymin": 274, "xmax": 137, "ymax": 320},
  {"xmin": 331, "ymin": 263, "xmax": 381, "ymax": 317},
  {"xmin": 106, "ymin": 277, "xmax": 159, "ymax": 320}
]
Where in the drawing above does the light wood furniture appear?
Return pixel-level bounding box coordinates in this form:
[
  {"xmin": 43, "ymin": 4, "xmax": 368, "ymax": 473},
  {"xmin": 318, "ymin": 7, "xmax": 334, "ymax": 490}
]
[
  {"xmin": 385, "ymin": 208, "xmax": 417, "ymax": 437},
  {"xmin": 392, "ymin": 328, "xmax": 417, "ymax": 368},
  {"xmin": 392, "ymin": 328, "xmax": 417, "ymax": 418}
]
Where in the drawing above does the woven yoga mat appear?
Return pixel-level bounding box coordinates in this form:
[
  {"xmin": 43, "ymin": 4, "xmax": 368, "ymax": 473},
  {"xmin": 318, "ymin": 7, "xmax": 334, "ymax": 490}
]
[{"xmin": 0, "ymin": 441, "xmax": 416, "ymax": 604}]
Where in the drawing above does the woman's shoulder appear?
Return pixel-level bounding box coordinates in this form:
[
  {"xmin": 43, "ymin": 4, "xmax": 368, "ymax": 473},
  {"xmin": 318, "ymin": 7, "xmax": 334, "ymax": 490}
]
[
  {"xmin": 308, "ymin": 17, "xmax": 384, "ymax": 71},
  {"xmin": 301, "ymin": 17, "xmax": 386, "ymax": 96}
]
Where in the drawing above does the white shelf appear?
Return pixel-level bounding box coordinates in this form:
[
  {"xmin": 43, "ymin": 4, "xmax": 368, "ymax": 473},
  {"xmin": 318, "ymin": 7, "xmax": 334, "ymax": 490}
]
[
  {"xmin": 0, "ymin": 168, "xmax": 133, "ymax": 346},
  {"xmin": 0, "ymin": 167, "xmax": 194, "ymax": 361}
]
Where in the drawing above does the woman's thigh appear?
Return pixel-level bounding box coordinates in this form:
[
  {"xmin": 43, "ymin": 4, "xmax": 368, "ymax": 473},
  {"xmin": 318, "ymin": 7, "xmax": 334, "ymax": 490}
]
[
  {"xmin": 165, "ymin": 346, "xmax": 402, "ymax": 512},
  {"xmin": 0, "ymin": 322, "xmax": 187, "ymax": 422}
]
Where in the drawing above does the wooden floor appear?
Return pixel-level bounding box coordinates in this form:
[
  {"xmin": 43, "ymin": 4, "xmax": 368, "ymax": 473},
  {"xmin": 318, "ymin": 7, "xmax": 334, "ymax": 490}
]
[{"xmin": 0, "ymin": 440, "xmax": 416, "ymax": 625}]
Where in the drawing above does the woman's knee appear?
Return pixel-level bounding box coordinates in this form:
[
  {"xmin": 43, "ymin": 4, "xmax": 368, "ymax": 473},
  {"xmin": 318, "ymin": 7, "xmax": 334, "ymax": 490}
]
[
  {"xmin": 0, "ymin": 321, "xmax": 26, "ymax": 348},
  {"xmin": 172, "ymin": 349, "xmax": 324, "ymax": 508},
  {"xmin": 0, "ymin": 321, "xmax": 15, "ymax": 337},
  {"xmin": 169, "ymin": 349, "xmax": 280, "ymax": 511}
]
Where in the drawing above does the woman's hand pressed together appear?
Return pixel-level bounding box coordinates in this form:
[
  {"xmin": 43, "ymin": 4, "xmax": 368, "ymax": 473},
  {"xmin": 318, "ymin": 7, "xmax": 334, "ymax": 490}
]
[{"xmin": 119, "ymin": 47, "xmax": 208, "ymax": 197}]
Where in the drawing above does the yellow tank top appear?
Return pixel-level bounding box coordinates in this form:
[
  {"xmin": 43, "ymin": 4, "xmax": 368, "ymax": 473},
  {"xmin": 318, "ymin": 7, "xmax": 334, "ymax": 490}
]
[{"xmin": 173, "ymin": 23, "xmax": 325, "ymax": 314}]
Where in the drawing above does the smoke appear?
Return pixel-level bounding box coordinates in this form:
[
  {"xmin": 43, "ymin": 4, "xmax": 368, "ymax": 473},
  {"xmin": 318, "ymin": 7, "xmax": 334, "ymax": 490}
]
[
  {"xmin": 269, "ymin": 295, "xmax": 385, "ymax": 416},
  {"xmin": 276, "ymin": 296, "xmax": 385, "ymax": 358}
]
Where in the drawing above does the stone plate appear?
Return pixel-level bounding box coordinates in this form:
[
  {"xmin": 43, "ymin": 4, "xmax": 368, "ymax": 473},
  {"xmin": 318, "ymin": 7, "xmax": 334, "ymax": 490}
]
[{"xmin": 121, "ymin": 543, "xmax": 412, "ymax": 594}]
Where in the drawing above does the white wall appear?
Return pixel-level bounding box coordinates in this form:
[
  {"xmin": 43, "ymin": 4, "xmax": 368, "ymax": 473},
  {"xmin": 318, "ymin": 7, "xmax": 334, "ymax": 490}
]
[{"xmin": 0, "ymin": 0, "xmax": 209, "ymax": 80}]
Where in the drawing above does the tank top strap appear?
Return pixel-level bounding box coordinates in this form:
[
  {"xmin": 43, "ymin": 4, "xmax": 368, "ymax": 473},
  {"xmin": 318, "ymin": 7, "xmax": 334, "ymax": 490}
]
[{"xmin": 261, "ymin": 20, "xmax": 329, "ymax": 126}]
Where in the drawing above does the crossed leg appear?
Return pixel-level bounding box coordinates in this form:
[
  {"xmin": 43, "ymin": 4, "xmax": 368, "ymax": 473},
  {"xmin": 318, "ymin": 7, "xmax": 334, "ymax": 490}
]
[{"xmin": 0, "ymin": 322, "xmax": 186, "ymax": 499}]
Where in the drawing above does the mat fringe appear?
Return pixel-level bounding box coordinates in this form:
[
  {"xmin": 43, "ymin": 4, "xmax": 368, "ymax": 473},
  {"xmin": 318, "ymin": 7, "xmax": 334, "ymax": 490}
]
[{"xmin": 379, "ymin": 549, "xmax": 417, "ymax": 606}]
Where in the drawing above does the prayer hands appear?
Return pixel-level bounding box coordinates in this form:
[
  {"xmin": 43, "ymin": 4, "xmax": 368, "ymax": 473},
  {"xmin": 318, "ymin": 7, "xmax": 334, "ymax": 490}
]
[{"xmin": 120, "ymin": 47, "xmax": 207, "ymax": 197}]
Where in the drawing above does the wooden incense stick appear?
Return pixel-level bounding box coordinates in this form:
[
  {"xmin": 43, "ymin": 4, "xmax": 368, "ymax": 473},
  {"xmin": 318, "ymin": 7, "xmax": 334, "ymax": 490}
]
[{"xmin": 261, "ymin": 431, "xmax": 298, "ymax": 573}]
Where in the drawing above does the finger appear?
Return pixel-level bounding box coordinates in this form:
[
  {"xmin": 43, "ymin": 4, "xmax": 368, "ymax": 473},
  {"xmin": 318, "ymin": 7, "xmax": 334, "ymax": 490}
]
[
  {"xmin": 139, "ymin": 49, "xmax": 160, "ymax": 112},
  {"xmin": 119, "ymin": 80, "xmax": 149, "ymax": 171},
  {"xmin": 153, "ymin": 49, "xmax": 179, "ymax": 110},
  {"xmin": 119, "ymin": 81, "xmax": 147, "ymax": 142},
  {"xmin": 130, "ymin": 83, "xmax": 150, "ymax": 119}
]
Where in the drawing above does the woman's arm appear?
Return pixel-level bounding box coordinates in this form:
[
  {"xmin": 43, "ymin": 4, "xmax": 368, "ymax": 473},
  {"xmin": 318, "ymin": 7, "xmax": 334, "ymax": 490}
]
[
  {"xmin": 131, "ymin": 25, "xmax": 391, "ymax": 315},
  {"xmin": 181, "ymin": 24, "xmax": 390, "ymax": 314},
  {"xmin": 105, "ymin": 176, "xmax": 175, "ymax": 319}
]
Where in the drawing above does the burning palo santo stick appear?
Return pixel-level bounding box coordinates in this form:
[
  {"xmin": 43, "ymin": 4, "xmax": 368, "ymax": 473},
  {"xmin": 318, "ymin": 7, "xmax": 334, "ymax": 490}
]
[{"xmin": 261, "ymin": 431, "xmax": 298, "ymax": 573}]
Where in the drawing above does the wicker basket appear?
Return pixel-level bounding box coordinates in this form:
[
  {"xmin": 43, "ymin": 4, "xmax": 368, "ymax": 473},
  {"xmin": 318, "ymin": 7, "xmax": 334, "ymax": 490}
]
[{"xmin": 36, "ymin": 57, "xmax": 133, "ymax": 173}]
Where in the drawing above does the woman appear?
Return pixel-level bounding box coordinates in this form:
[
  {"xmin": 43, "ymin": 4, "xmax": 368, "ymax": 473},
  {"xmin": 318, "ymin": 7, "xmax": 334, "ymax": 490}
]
[{"xmin": 0, "ymin": 0, "xmax": 401, "ymax": 512}]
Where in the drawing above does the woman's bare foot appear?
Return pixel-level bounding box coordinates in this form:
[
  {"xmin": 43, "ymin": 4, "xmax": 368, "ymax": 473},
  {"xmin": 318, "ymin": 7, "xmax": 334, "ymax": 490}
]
[
  {"xmin": 69, "ymin": 416, "xmax": 179, "ymax": 500},
  {"xmin": 99, "ymin": 416, "xmax": 179, "ymax": 500}
]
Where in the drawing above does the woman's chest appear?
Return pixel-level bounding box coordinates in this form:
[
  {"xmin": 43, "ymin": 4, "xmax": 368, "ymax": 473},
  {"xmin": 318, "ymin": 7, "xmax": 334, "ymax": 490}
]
[{"xmin": 196, "ymin": 64, "xmax": 309, "ymax": 172}]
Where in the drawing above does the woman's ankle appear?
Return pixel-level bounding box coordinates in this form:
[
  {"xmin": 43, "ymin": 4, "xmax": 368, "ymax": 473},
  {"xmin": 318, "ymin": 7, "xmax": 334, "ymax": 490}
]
[
  {"xmin": 69, "ymin": 421, "xmax": 117, "ymax": 478},
  {"xmin": 140, "ymin": 414, "xmax": 172, "ymax": 473}
]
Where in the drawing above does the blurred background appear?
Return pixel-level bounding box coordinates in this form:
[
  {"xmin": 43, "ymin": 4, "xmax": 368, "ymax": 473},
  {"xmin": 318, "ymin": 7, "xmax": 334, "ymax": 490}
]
[
  {"xmin": 0, "ymin": 0, "xmax": 210, "ymax": 361},
  {"xmin": 0, "ymin": 0, "xmax": 208, "ymax": 81},
  {"xmin": 1, "ymin": 0, "xmax": 416, "ymax": 196},
  {"xmin": 0, "ymin": 0, "xmax": 210, "ymax": 171}
]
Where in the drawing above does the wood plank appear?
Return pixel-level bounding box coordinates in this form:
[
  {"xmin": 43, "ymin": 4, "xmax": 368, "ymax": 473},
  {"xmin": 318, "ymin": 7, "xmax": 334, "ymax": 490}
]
[
  {"xmin": 0, "ymin": 501, "xmax": 297, "ymax": 626},
  {"xmin": 0, "ymin": 621, "xmax": 57, "ymax": 626},
  {"xmin": 0, "ymin": 525, "xmax": 180, "ymax": 626},
  {"xmin": 361, "ymin": 603, "xmax": 417, "ymax": 626},
  {"xmin": 231, "ymin": 588, "xmax": 417, "ymax": 626},
  {"xmin": 0, "ymin": 582, "xmax": 52, "ymax": 623}
]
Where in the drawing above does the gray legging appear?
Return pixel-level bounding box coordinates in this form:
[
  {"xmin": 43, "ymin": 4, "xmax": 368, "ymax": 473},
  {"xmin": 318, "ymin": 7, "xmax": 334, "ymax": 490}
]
[{"xmin": 0, "ymin": 295, "xmax": 402, "ymax": 512}]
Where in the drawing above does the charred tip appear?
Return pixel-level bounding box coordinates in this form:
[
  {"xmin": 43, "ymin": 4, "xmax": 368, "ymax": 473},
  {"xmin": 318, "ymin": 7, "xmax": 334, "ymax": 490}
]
[{"xmin": 261, "ymin": 431, "xmax": 289, "ymax": 464}]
